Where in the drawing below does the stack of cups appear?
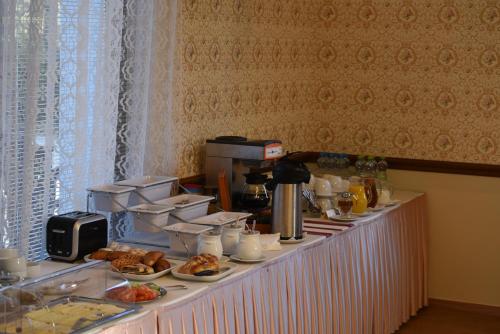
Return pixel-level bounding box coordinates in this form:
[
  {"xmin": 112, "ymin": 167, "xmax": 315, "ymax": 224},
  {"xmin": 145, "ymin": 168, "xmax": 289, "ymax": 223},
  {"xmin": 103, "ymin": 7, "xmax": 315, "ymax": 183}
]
[{"xmin": 0, "ymin": 248, "xmax": 27, "ymax": 278}]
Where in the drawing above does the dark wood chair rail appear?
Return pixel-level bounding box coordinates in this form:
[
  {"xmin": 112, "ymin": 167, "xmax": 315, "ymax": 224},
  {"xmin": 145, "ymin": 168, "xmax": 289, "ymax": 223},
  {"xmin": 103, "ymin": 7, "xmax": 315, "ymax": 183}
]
[{"xmin": 180, "ymin": 152, "xmax": 500, "ymax": 183}]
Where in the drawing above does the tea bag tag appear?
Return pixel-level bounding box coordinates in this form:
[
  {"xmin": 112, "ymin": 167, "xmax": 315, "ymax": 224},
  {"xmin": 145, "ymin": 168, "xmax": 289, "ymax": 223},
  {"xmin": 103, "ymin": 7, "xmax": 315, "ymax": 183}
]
[{"xmin": 326, "ymin": 209, "xmax": 337, "ymax": 219}]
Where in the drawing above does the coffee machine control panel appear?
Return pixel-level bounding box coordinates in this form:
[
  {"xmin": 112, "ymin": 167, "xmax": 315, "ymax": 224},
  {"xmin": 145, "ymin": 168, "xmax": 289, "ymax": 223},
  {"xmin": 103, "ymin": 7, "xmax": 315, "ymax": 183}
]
[{"xmin": 264, "ymin": 143, "xmax": 283, "ymax": 160}]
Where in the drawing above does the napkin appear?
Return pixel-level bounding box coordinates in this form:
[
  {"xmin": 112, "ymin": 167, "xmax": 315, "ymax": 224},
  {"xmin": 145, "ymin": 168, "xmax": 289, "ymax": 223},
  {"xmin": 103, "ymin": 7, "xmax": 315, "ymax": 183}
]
[{"xmin": 260, "ymin": 233, "xmax": 282, "ymax": 251}]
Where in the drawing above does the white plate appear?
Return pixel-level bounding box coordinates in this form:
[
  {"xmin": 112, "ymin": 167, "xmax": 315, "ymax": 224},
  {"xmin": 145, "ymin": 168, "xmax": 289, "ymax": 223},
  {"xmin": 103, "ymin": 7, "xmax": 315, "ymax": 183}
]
[
  {"xmin": 330, "ymin": 216, "xmax": 358, "ymax": 222},
  {"xmin": 280, "ymin": 232, "xmax": 308, "ymax": 244},
  {"xmin": 111, "ymin": 259, "xmax": 181, "ymax": 281},
  {"xmin": 368, "ymin": 205, "xmax": 385, "ymax": 212},
  {"xmin": 229, "ymin": 255, "xmax": 266, "ymax": 263},
  {"xmin": 384, "ymin": 200, "xmax": 401, "ymax": 207},
  {"xmin": 171, "ymin": 262, "xmax": 237, "ymax": 282},
  {"xmin": 352, "ymin": 212, "xmax": 371, "ymax": 217},
  {"xmin": 83, "ymin": 254, "xmax": 102, "ymax": 263},
  {"xmin": 190, "ymin": 212, "xmax": 252, "ymax": 227}
]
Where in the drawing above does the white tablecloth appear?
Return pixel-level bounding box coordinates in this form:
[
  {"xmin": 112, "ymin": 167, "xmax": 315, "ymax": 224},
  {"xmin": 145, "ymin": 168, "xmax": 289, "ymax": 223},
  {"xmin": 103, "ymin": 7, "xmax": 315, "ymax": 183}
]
[{"xmin": 148, "ymin": 191, "xmax": 427, "ymax": 334}]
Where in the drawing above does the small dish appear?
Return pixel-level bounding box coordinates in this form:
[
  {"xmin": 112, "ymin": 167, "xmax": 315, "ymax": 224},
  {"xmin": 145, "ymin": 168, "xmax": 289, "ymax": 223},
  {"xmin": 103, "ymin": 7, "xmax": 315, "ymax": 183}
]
[
  {"xmin": 229, "ymin": 255, "xmax": 266, "ymax": 263},
  {"xmin": 171, "ymin": 262, "xmax": 237, "ymax": 282},
  {"xmin": 83, "ymin": 254, "xmax": 102, "ymax": 263},
  {"xmin": 279, "ymin": 232, "xmax": 308, "ymax": 244}
]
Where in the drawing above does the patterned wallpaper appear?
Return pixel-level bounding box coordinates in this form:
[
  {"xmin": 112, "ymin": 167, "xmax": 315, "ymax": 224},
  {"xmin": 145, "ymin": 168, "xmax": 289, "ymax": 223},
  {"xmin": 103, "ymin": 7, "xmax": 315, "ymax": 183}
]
[{"xmin": 171, "ymin": 0, "xmax": 500, "ymax": 177}]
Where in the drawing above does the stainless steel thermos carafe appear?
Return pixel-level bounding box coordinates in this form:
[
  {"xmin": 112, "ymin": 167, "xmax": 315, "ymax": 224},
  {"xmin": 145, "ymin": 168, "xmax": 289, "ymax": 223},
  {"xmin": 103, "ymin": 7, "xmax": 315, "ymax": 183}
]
[
  {"xmin": 272, "ymin": 183, "xmax": 303, "ymax": 239},
  {"xmin": 270, "ymin": 155, "xmax": 310, "ymax": 240}
]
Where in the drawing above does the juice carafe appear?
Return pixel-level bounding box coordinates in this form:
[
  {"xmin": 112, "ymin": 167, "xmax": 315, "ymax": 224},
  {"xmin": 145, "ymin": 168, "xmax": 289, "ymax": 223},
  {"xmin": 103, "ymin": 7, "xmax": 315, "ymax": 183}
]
[{"xmin": 349, "ymin": 177, "xmax": 368, "ymax": 213}]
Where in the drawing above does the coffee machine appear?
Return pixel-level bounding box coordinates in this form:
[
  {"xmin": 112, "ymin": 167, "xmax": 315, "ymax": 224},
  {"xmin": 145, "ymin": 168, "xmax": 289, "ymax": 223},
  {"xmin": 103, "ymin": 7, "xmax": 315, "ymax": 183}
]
[{"xmin": 205, "ymin": 136, "xmax": 283, "ymax": 209}]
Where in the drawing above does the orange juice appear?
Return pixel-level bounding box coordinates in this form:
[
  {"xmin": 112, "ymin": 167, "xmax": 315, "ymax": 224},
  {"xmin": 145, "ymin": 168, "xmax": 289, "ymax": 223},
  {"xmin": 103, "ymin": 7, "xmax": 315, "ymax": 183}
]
[{"xmin": 349, "ymin": 184, "xmax": 368, "ymax": 213}]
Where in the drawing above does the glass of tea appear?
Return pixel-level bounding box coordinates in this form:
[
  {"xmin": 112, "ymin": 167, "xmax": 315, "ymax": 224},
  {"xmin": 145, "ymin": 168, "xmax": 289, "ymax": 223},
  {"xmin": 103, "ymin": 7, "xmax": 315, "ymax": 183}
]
[{"xmin": 337, "ymin": 192, "xmax": 354, "ymax": 218}]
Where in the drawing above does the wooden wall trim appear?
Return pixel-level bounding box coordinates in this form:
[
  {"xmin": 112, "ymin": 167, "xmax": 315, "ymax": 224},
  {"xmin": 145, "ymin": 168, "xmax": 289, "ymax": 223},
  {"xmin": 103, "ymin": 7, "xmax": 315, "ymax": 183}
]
[
  {"xmin": 429, "ymin": 298, "xmax": 500, "ymax": 317},
  {"xmin": 287, "ymin": 151, "xmax": 500, "ymax": 178}
]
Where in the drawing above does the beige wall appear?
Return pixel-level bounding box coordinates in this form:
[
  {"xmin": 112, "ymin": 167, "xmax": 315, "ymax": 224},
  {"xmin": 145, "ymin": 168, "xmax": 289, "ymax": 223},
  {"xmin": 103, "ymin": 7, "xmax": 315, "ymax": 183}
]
[
  {"xmin": 389, "ymin": 169, "xmax": 500, "ymax": 307},
  {"xmin": 172, "ymin": 0, "xmax": 500, "ymax": 177}
]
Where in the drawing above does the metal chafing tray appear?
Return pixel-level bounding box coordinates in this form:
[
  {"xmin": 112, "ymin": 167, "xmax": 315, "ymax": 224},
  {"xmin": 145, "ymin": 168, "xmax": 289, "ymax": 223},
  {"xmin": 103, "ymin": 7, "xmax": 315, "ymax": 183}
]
[{"xmin": 0, "ymin": 295, "xmax": 140, "ymax": 334}]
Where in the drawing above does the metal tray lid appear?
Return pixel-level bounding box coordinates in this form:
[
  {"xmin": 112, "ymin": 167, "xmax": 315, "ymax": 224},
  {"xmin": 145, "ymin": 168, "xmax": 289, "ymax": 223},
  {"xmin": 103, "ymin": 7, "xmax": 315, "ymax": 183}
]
[
  {"xmin": 127, "ymin": 203, "xmax": 175, "ymax": 214},
  {"xmin": 115, "ymin": 176, "xmax": 178, "ymax": 188},
  {"xmin": 155, "ymin": 194, "xmax": 214, "ymax": 209},
  {"xmin": 87, "ymin": 184, "xmax": 135, "ymax": 194},
  {"xmin": 163, "ymin": 223, "xmax": 213, "ymax": 235}
]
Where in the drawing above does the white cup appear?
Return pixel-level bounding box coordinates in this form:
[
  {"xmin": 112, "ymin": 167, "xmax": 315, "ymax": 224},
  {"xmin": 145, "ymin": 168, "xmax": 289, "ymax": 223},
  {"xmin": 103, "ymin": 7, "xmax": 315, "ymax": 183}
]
[
  {"xmin": 324, "ymin": 175, "xmax": 343, "ymax": 192},
  {"xmin": 0, "ymin": 248, "xmax": 19, "ymax": 259},
  {"xmin": 0, "ymin": 256, "xmax": 27, "ymax": 276},
  {"xmin": 221, "ymin": 225, "xmax": 244, "ymax": 255},
  {"xmin": 236, "ymin": 231, "xmax": 262, "ymax": 260},
  {"xmin": 26, "ymin": 261, "xmax": 42, "ymax": 278},
  {"xmin": 314, "ymin": 177, "xmax": 332, "ymax": 196}
]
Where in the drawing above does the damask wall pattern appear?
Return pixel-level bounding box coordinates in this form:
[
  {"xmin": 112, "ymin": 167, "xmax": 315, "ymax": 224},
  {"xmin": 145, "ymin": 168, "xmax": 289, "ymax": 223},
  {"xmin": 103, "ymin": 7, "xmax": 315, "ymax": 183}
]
[{"xmin": 170, "ymin": 0, "xmax": 500, "ymax": 177}]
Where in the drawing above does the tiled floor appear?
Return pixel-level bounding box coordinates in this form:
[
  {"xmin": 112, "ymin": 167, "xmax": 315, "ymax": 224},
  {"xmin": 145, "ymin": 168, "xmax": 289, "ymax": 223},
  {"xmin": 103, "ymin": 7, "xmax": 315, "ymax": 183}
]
[{"xmin": 395, "ymin": 304, "xmax": 500, "ymax": 334}]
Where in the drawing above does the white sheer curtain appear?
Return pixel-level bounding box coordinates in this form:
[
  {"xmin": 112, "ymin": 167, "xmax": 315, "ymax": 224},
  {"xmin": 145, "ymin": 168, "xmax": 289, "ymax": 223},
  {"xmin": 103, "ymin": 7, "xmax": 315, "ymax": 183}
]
[{"xmin": 0, "ymin": 0, "xmax": 176, "ymax": 259}]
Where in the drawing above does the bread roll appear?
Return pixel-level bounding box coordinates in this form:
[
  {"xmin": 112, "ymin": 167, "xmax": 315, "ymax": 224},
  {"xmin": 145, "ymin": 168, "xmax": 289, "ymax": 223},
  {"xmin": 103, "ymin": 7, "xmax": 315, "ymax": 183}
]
[
  {"xmin": 111, "ymin": 254, "xmax": 142, "ymax": 270},
  {"xmin": 153, "ymin": 258, "xmax": 171, "ymax": 272},
  {"xmin": 106, "ymin": 251, "xmax": 129, "ymax": 261},
  {"xmin": 90, "ymin": 250, "xmax": 110, "ymax": 260},
  {"xmin": 142, "ymin": 251, "xmax": 164, "ymax": 266}
]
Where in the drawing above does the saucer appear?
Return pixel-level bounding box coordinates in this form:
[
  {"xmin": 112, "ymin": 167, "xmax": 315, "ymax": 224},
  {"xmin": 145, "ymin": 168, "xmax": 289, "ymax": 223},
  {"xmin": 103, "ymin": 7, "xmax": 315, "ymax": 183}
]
[
  {"xmin": 229, "ymin": 255, "xmax": 266, "ymax": 263},
  {"xmin": 330, "ymin": 216, "xmax": 358, "ymax": 222},
  {"xmin": 280, "ymin": 235, "xmax": 308, "ymax": 244},
  {"xmin": 383, "ymin": 200, "xmax": 401, "ymax": 207},
  {"xmin": 368, "ymin": 205, "xmax": 385, "ymax": 212}
]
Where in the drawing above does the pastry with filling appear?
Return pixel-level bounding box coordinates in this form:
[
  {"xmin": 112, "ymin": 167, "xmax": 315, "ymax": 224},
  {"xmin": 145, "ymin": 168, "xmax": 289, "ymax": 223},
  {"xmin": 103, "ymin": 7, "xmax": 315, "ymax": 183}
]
[{"xmin": 178, "ymin": 254, "xmax": 219, "ymax": 275}]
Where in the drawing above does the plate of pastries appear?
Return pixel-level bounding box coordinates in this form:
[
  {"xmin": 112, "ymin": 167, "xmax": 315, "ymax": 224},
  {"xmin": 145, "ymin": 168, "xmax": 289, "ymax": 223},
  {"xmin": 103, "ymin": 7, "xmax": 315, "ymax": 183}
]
[
  {"xmin": 171, "ymin": 254, "xmax": 237, "ymax": 282},
  {"xmin": 87, "ymin": 244, "xmax": 179, "ymax": 281}
]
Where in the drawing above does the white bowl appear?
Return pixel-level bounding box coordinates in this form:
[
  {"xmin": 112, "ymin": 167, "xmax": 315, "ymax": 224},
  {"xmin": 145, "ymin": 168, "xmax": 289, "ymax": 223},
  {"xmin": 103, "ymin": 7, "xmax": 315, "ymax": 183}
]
[
  {"xmin": 115, "ymin": 176, "xmax": 178, "ymax": 205},
  {"xmin": 163, "ymin": 223, "xmax": 213, "ymax": 254},
  {"xmin": 128, "ymin": 203, "xmax": 175, "ymax": 232},
  {"xmin": 87, "ymin": 184, "xmax": 135, "ymax": 212},
  {"xmin": 314, "ymin": 177, "xmax": 332, "ymax": 196},
  {"xmin": 155, "ymin": 194, "xmax": 214, "ymax": 225}
]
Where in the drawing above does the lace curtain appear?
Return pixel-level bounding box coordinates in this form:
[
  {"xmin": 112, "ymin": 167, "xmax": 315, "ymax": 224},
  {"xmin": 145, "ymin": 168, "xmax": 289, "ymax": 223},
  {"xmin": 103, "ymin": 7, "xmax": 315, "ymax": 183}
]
[{"xmin": 0, "ymin": 0, "xmax": 177, "ymax": 260}]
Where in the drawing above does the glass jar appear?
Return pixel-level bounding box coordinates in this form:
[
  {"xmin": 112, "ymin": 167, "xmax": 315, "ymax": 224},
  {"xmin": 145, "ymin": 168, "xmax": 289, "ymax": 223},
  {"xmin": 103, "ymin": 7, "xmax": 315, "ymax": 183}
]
[
  {"xmin": 337, "ymin": 192, "xmax": 354, "ymax": 218},
  {"xmin": 221, "ymin": 224, "xmax": 244, "ymax": 255},
  {"xmin": 348, "ymin": 177, "xmax": 368, "ymax": 214},
  {"xmin": 235, "ymin": 230, "xmax": 262, "ymax": 260},
  {"xmin": 363, "ymin": 177, "xmax": 378, "ymax": 208},
  {"xmin": 197, "ymin": 231, "xmax": 223, "ymax": 259}
]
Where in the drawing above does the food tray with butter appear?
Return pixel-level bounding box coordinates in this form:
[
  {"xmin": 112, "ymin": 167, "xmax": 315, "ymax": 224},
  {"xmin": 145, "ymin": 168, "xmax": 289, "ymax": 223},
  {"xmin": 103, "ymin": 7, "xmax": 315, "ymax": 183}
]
[{"xmin": 0, "ymin": 295, "xmax": 139, "ymax": 334}]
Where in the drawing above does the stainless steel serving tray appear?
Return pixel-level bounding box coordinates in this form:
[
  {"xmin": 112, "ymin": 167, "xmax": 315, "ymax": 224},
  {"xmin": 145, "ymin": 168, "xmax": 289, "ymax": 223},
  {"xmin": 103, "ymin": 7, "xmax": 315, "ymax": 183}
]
[{"xmin": 0, "ymin": 295, "xmax": 140, "ymax": 334}]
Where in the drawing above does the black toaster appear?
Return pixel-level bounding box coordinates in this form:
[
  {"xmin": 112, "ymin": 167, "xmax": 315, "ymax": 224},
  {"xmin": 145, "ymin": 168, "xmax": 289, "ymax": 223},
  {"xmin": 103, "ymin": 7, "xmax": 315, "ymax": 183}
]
[{"xmin": 46, "ymin": 211, "xmax": 108, "ymax": 261}]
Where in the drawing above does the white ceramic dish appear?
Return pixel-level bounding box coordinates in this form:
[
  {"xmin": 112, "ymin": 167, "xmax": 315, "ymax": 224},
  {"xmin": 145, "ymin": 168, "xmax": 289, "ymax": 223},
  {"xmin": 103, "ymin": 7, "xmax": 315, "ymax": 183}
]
[
  {"xmin": 190, "ymin": 212, "xmax": 252, "ymax": 227},
  {"xmin": 128, "ymin": 203, "xmax": 175, "ymax": 232},
  {"xmin": 352, "ymin": 212, "xmax": 371, "ymax": 217},
  {"xmin": 111, "ymin": 259, "xmax": 181, "ymax": 281},
  {"xmin": 156, "ymin": 194, "xmax": 214, "ymax": 225},
  {"xmin": 229, "ymin": 255, "xmax": 266, "ymax": 263},
  {"xmin": 163, "ymin": 223, "xmax": 213, "ymax": 254},
  {"xmin": 171, "ymin": 262, "xmax": 237, "ymax": 282},
  {"xmin": 87, "ymin": 184, "xmax": 135, "ymax": 212},
  {"xmin": 116, "ymin": 176, "xmax": 178, "ymax": 205}
]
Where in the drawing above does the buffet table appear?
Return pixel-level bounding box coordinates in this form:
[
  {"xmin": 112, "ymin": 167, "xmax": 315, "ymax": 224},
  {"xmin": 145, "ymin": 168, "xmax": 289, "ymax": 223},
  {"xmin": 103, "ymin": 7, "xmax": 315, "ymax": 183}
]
[{"xmin": 96, "ymin": 190, "xmax": 427, "ymax": 334}]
